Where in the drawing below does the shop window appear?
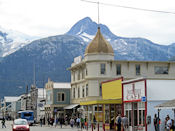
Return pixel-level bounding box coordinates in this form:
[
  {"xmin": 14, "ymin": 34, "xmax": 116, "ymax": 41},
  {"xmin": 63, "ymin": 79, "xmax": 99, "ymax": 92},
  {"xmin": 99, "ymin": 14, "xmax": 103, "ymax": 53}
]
[
  {"xmin": 154, "ymin": 66, "xmax": 168, "ymax": 74},
  {"xmin": 129, "ymin": 110, "xmax": 131, "ymax": 126},
  {"xmin": 136, "ymin": 64, "xmax": 141, "ymax": 75},
  {"xmin": 116, "ymin": 64, "xmax": 121, "ymax": 75},
  {"xmin": 100, "ymin": 63, "xmax": 106, "ymax": 74},
  {"xmin": 139, "ymin": 110, "xmax": 142, "ymax": 125},
  {"xmin": 143, "ymin": 110, "xmax": 145, "ymax": 126},
  {"xmin": 57, "ymin": 92, "xmax": 65, "ymax": 102}
]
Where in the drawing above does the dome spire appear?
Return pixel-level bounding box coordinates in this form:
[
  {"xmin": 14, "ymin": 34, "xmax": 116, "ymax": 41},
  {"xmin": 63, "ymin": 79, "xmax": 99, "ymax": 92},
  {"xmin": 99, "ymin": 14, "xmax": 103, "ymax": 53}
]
[{"xmin": 85, "ymin": 27, "xmax": 114, "ymax": 56}]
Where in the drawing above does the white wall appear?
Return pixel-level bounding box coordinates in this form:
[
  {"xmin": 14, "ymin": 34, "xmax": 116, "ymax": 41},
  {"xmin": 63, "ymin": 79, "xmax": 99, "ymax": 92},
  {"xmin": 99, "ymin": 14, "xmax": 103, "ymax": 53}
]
[{"xmin": 147, "ymin": 80, "xmax": 175, "ymax": 101}]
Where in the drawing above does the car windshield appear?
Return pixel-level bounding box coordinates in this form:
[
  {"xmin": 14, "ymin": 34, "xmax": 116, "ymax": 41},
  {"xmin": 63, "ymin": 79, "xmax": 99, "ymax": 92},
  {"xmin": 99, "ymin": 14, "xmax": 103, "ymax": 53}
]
[{"xmin": 14, "ymin": 119, "xmax": 27, "ymax": 125}]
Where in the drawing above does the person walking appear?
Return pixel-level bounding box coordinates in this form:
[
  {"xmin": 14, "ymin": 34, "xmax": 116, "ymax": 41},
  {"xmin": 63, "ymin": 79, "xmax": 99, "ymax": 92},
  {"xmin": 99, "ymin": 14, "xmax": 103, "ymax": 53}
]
[
  {"xmin": 1, "ymin": 117, "xmax": 6, "ymax": 128},
  {"xmin": 60, "ymin": 117, "xmax": 64, "ymax": 128},
  {"xmin": 122, "ymin": 115, "xmax": 129, "ymax": 131},
  {"xmin": 40, "ymin": 116, "xmax": 43, "ymax": 127},
  {"xmin": 115, "ymin": 114, "xmax": 122, "ymax": 131},
  {"xmin": 76, "ymin": 117, "xmax": 80, "ymax": 128},
  {"xmin": 81, "ymin": 117, "xmax": 85, "ymax": 129},
  {"xmin": 153, "ymin": 114, "xmax": 159, "ymax": 131},
  {"xmin": 93, "ymin": 115, "xmax": 96, "ymax": 129},
  {"xmin": 70, "ymin": 118, "xmax": 74, "ymax": 128},
  {"xmin": 166, "ymin": 116, "xmax": 172, "ymax": 131}
]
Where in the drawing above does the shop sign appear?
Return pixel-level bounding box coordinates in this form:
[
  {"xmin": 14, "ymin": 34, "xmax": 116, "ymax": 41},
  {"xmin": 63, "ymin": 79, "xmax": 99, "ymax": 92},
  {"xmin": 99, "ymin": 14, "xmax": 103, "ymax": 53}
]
[{"xmin": 123, "ymin": 80, "xmax": 145, "ymax": 102}]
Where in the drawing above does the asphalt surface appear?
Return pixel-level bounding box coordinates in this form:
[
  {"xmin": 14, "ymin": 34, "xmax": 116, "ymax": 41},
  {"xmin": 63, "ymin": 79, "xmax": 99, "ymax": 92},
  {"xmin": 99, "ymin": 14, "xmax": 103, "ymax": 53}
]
[{"xmin": 1, "ymin": 121, "xmax": 99, "ymax": 131}]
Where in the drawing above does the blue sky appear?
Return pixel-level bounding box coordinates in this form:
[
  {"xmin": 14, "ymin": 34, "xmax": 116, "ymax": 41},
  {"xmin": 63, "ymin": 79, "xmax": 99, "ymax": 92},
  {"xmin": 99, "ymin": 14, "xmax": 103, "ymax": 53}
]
[{"xmin": 0, "ymin": 0, "xmax": 175, "ymax": 45}]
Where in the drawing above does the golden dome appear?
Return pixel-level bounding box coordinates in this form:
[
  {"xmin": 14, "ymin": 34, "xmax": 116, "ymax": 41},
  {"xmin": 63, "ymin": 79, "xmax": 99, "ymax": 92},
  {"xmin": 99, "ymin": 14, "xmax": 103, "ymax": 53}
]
[{"xmin": 85, "ymin": 27, "xmax": 114, "ymax": 55}]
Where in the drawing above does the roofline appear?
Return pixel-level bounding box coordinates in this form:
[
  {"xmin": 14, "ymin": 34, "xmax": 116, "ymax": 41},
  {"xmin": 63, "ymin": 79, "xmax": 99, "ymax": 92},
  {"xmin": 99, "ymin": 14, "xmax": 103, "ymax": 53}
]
[{"xmin": 68, "ymin": 59, "xmax": 175, "ymax": 70}]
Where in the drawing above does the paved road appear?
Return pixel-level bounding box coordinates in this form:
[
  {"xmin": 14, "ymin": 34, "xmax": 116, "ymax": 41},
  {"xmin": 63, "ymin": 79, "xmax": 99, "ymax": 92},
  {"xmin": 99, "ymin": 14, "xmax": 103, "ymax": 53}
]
[{"xmin": 1, "ymin": 121, "xmax": 94, "ymax": 131}]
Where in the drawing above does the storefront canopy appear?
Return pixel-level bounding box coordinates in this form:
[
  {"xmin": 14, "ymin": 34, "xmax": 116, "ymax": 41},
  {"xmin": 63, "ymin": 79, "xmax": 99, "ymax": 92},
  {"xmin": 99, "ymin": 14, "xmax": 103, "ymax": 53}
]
[
  {"xmin": 155, "ymin": 99, "xmax": 175, "ymax": 109},
  {"xmin": 80, "ymin": 99, "xmax": 122, "ymax": 105},
  {"xmin": 64, "ymin": 104, "xmax": 79, "ymax": 109}
]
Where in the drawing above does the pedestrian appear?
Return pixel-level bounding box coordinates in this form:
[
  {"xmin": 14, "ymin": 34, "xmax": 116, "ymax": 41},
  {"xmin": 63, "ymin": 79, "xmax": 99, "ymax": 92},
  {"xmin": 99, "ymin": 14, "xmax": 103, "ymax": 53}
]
[
  {"xmin": 60, "ymin": 117, "xmax": 64, "ymax": 128},
  {"xmin": 1, "ymin": 117, "xmax": 6, "ymax": 128},
  {"xmin": 81, "ymin": 117, "xmax": 85, "ymax": 129},
  {"xmin": 122, "ymin": 115, "xmax": 129, "ymax": 131},
  {"xmin": 153, "ymin": 114, "xmax": 159, "ymax": 131},
  {"xmin": 76, "ymin": 117, "xmax": 80, "ymax": 128},
  {"xmin": 170, "ymin": 119, "xmax": 175, "ymax": 131},
  {"xmin": 40, "ymin": 117, "xmax": 43, "ymax": 127},
  {"xmin": 84, "ymin": 117, "xmax": 88, "ymax": 129},
  {"xmin": 70, "ymin": 118, "xmax": 74, "ymax": 128},
  {"xmin": 166, "ymin": 115, "xmax": 172, "ymax": 131},
  {"xmin": 64, "ymin": 115, "xmax": 68, "ymax": 126},
  {"xmin": 47, "ymin": 117, "xmax": 50, "ymax": 126},
  {"xmin": 115, "ymin": 114, "xmax": 122, "ymax": 131},
  {"xmin": 93, "ymin": 115, "xmax": 96, "ymax": 129}
]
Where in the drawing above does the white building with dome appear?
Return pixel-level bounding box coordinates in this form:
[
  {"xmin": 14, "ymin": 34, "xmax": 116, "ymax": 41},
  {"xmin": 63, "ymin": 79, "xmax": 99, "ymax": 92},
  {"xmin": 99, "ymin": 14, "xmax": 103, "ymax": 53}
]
[{"xmin": 69, "ymin": 27, "xmax": 175, "ymax": 131}]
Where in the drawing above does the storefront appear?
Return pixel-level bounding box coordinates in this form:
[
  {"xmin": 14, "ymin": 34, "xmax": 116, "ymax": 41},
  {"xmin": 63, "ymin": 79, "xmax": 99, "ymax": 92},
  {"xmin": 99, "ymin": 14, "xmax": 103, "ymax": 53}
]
[
  {"xmin": 80, "ymin": 77, "xmax": 123, "ymax": 130},
  {"xmin": 80, "ymin": 100, "xmax": 122, "ymax": 130},
  {"xmin": 122, "ymin": 78, "xmax": 147, "ymax": 131}
]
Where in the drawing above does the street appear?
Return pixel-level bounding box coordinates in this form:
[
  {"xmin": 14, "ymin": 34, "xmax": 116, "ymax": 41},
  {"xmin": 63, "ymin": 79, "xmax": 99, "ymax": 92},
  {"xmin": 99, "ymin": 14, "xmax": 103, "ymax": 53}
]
[{"xmin": 1, "ymin": 121, "xmax": 88, "ymax": 131}]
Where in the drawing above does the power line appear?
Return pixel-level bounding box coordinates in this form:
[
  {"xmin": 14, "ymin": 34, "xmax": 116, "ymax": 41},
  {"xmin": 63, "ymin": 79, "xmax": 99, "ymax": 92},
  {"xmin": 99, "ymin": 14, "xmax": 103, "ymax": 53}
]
[{"xmin": 81, "ymin": 0, "xmax": 175, "ymax": 15}]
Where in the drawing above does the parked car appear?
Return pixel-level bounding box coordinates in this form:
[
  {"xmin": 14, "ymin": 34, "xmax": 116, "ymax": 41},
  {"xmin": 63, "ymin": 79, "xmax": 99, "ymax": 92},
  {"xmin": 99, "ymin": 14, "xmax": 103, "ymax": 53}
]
[{"xmin": 12, "ymin": 119, "xmax": 30, "ymax": 131}]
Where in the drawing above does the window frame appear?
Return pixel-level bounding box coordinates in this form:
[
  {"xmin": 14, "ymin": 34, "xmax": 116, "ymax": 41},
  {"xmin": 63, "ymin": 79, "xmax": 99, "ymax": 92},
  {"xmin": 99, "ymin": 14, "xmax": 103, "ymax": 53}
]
[
  {"xmin": 100, "ymin": 63, "xmax": 106, "ymax": 75},
  {"xmin": 57, "ymin": 92, "xmax": 65, "ymax": 102},
  {"xmin": 116, "ymin": 64, "xmax": 121, "ymax": 75},
  {"xmin": 154, "ymin": 66, "xmax": 168, "ymax": 75},
  {"xmin": 135, "ymin": 64, "xmax": 141, "ymax": 75},
  {"xmin": 86, "ymin": 84, "xmax": 88, "ymax": 97}
]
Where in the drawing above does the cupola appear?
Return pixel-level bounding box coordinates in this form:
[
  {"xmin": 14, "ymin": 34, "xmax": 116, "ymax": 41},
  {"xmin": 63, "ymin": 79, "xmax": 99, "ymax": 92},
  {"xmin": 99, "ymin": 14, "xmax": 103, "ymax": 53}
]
[{"xmin": 84, "ymin": 27, "xmax": 114, "ymax": 56}]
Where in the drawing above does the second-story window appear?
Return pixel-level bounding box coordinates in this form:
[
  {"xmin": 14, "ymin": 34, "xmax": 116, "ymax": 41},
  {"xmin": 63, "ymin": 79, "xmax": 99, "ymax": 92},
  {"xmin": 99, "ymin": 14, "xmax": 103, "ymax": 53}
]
[
  {"xmin": 78, "ymin": 70, "xmax": 80, "ymax": 80},
  {"xmin": 155, "ymin": 66, "xmax": 168, "ymax": 74},
  {"xmin": 99, "ymin": 84, "xmax": 102, "ymax": 96},
  {"xmin": 73, "ymin": 88, "xmax": 75, "ymax": 98},
  {"xmin": 86, "ymin": 68, "xmax": 88, "ymax": 76},
  {"xmin": 57, "ymin": 92, "xmax": 65, "ymax": 102},
  {"xmin": 116, "ymin": 64, "xmax": 121, "ymax": 75},
  {"xmin": 82, "ymin": 69, "xmax": 85, "ymax": 79},
  {"xmin": 86, "ymin": 84, "xmax": 88, "ymax": 96},
  {"xmin": 73, "ymin": 71, "xmax": 75, "ymax": 81},
  {"xmin": 82, "ymin": 86, "xmax": 85, "ymax": 97},
  {"xmin": 78, "ymin": 87, "xmax": 80, "ymax": 98},
  {"xmin": 136, "ymin": 64, "xmax": 141, "ymax": 75},
  {"xmin": 100, "ymin": 63, "xmax": 106, "ymax": 74}
]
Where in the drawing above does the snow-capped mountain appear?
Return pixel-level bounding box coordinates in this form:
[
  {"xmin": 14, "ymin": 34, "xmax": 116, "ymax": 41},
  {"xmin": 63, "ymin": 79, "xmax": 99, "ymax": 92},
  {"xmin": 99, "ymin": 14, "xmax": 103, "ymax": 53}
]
[
  {"xmin": 0, "ymin": 17, "xmax": 175, "ymax": 98},
  {"xmin": 67, "ymin": 17, "xmax": 175, "ymax": 61},
  {"xmin": 0, "ymin": 26, "xmax": 38, "ymax": 57},
  {"xmin": 66, "ymin": 17, "xmax": 118, "ymax": 42}
]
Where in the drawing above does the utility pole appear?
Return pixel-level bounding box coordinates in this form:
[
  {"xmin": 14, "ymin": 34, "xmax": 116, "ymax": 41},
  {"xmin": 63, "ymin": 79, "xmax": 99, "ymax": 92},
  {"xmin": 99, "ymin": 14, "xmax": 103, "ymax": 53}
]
[{"xmin": 26, "ymin": 85, "xmax": 28, "ymax": 110}]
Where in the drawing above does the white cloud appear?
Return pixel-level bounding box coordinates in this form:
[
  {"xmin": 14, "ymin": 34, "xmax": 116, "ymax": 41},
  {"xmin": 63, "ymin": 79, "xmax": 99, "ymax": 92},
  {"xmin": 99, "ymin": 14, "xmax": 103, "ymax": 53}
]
[{"xmin": 0, "ymin": 0, "xmax": 175, "ymax": 45}]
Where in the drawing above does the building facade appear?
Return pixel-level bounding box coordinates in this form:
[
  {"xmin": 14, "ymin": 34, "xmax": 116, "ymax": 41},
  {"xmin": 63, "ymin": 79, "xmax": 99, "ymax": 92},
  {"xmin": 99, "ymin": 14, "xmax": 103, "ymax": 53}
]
[
  {"xmin": 44, "ymin": 79, "xmax": 71, "ymax": 122},
  {"xmin": 70, "ymin": 27, "xmax": 175, "ymax": 105},
  {"xmin": 69, "ymin": 27, "xmax": 175, "ymax": 130}
]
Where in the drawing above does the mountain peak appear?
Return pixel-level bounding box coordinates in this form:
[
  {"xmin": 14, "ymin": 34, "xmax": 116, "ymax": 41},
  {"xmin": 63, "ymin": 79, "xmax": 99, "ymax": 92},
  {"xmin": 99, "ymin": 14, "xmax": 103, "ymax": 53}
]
[{"xmin": 66, "ymin": 17, "xmax": 118, "ymax": 42}]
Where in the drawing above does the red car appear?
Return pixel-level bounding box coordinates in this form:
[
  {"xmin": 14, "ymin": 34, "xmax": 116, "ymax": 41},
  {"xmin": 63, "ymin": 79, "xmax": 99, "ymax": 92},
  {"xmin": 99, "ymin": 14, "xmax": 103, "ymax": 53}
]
[{"xmin": 12, "ymin": 119, "xmax": 30, "ymax": 131}]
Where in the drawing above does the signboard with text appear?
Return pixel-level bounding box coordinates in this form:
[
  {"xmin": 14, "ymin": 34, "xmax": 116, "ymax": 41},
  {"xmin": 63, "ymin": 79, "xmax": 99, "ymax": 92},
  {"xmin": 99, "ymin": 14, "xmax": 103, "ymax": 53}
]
[{"xmin": 123, "ymin": 78, "xmax": 146, "ymax": 102}]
